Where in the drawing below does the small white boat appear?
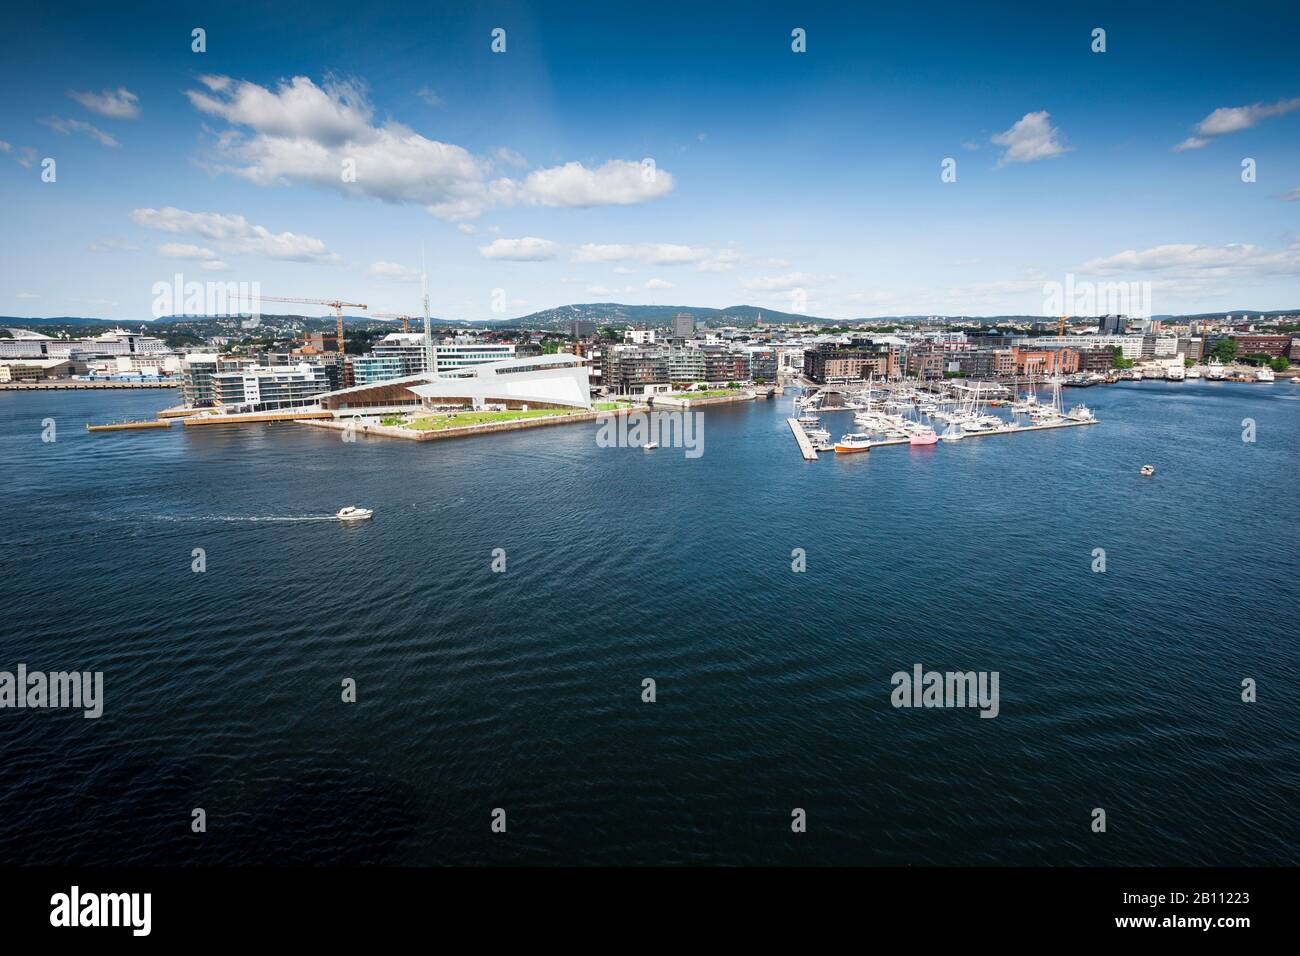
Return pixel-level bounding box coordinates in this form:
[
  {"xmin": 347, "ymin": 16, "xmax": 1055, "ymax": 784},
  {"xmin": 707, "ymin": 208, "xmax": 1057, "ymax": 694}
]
[
  {"xmin": 336, "ymin": 506, "xmax": 373, "ymax": 521},
  {"xmin": 643, "ymin": 442, "xmax": 659, "ymax": 450},
  {"xmin": 941, "ymin": 422, "xmax": 964, "ymax": 441},
  {"xmin": 1139, "ymin": 465, "xmax": 1155, "ymax": 477}
]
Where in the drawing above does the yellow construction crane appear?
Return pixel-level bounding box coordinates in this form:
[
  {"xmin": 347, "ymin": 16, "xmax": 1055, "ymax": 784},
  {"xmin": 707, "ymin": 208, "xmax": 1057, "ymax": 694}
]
[
  {"xmin": 259, "ymin": 297, "xmax": 368, "ymax": 356},
  {"xmin": 1059, "ymin": 314, "xmax": 1068, "ymax": 336},
  {"xmin": 370, "ymin": 312, "xmax": 414, "ymax": 332}
]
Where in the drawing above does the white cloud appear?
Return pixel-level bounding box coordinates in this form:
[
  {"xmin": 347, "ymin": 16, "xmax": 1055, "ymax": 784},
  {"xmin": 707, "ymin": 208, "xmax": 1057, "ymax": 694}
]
[
  {"xmin": 39, "ymin": 116, "xmax": 119, "ymax": 148},
  {"xmin": 494, "ymin": 147, "xmax": 528, "ymax": 169},
  {"xmin": 201, "ymin": 260, "xmax": 230, "ymax": 272},
  {"xmin": 184, "ymin": 75, "xmax": 674, "ymax": 220},
  {"xmin": 991, "ymin": 111, "xmax": 1069, "ymax": 166},
  {"xmin": 1, "ymin": 143, "xmax": 37, "ymax": 168},
  {"xmin": 1083, "ymin": 242, "xmax": 1300, "ymax": 277},
  {"xmin": 67, "ymin": 87, "xmax": 140, "ymax": 120},
  {"xmin": 573, "ymin": 242, "xmax": 711, "ymax": 265},
  {"xmin": 1175, "ymin": 96, "xmax": 1300, "ymax": 150},
  {"xmin": 520, "ymin": 160, "xmax": 674, "ymax": 207},
  {"xmin": 158, "ymin": 243, "xmax": 218, "ymax": 260},
  {"xmin": 696, "ymin": 248, "xmax": 740, "ymax": 272},
  {"xmin": 1281, "ymin": 187, "xmax": 1300, "ymax": 202},
  {"xmin": 130, "ymin": 207, "xmax": 337, "ymax": 262},
  {"xmin": 478, "ymin": 237, "xmax": 559, "ymax": 261},
  {"xmin": 367, "ymin": 260, "xmax": 421, "ymax": 281},
  {"xmin": 16, "ymin": 292, "xmax": 39, "ymax": 299},
  {"xmin": 416, "ymin": 87, "xmax": 444, "ymax": 107},
  {"xmin": 645, "ymin": 278, "xmax": 674, "ymax": 290},
  {"xmin": 457, "ymin": 223, "xmax": 476, "ymax": 234}
]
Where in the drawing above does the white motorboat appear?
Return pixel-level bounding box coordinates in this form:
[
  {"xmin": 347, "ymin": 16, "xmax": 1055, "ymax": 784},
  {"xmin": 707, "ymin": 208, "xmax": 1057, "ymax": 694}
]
[
  {"xmin": 940, "ymin": 422, "xmax": 964, "ymax": 441},
  {"xmin": 643, "ymin": 442, "xmax": 659, "ymax": 450},
  {"xmin": 1066, "ymin": 403, "xmax": 1096, "ymax": 422},
  {"xmin": 1255, "ymin": 367, "xmax": 1274, "ymax": 383},
  {"xmin": 834, "ymin": 433, "xmax": 873, "ymax": 453},
  {"xmin": 336, "ymin": 506, "xmax": 373, "ymax": 521}
]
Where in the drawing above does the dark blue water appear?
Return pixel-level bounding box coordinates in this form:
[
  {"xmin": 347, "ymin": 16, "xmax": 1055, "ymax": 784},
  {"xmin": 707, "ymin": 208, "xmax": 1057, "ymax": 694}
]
[{"xmin": 1, "ymin": 381, "xmax": 1297, "ymax": 865}]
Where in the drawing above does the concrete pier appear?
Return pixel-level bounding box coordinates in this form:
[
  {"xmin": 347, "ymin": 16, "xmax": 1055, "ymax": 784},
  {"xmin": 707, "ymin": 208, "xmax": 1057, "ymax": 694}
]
[{"xmin": 787, "ymin": 418, "xmax": 819, "ymax": 460}]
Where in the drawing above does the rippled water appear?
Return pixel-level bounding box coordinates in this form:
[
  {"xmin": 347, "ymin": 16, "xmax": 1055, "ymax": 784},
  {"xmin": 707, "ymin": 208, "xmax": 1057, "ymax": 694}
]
[{"xmin": 1, "ymin": 381, "xmax": 1296, "ymax": 865}]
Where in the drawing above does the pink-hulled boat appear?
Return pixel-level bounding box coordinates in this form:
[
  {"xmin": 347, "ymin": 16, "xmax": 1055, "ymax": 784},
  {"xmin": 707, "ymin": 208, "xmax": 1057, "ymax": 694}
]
[{"xmin": 909, "ymin": 427, "xmax": 939, "ymax": 446}]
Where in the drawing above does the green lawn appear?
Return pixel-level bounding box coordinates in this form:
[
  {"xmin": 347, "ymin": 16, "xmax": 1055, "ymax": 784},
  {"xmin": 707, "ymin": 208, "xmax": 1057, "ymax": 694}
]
[
  {"xmin": 407, "ymin": 408, "xmax": 585, "ymax": 431},
  {"xmin": 593, "ymin": 401, "xmax": 629, "ymax": 411},
  {"xmin": 674, "ymin": 389, "xmax": 740, "ymax": 400}
]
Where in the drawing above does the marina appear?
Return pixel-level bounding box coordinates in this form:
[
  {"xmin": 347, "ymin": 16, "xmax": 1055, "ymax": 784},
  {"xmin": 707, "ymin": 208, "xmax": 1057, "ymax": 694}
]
[{"xmin": 788, "ymin": 376, "xmax": 1098, "ymax": 458}]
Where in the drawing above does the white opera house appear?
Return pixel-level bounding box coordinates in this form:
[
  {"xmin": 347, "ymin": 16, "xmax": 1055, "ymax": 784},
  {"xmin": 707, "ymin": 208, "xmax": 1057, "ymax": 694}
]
[{"xmin": 317, "ymin": 353, "xmax": 592, "ymax": 414}]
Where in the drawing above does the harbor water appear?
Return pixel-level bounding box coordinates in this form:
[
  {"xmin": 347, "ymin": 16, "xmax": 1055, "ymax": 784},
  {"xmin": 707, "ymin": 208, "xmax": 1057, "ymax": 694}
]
[{"xmin": 1, "ymin": 380, "xmax": 1296, "ymax": 865}]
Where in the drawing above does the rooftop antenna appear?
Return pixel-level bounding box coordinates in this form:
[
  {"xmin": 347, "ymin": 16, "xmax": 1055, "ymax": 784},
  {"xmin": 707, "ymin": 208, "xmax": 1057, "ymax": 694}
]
[{"xmin": 421, "ymin": 243, "xmax": 435, "ymax": 378}]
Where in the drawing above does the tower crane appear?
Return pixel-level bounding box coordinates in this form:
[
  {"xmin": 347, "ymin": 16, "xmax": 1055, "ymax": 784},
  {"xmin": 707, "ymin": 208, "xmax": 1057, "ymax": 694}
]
[
  {"xmin": 370, "ymin": 312, "xmax": 414, "ymax": 332},
  {"xmin": 259, "ymin": 297, "xmax": 367, "ymax": 356}
]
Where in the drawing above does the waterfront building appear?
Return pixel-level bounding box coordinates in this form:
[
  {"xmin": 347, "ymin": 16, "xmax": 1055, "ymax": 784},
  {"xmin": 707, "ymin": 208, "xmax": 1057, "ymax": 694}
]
[
  {"xmin": 0, "ymin": 328, "xmax": 172, "ymax": 361},
  {"xmin": 211, "ymin": 363, "xmax": 332, "ymax": 413},
  {"xmin": 803, "ymin": 344, "xmax": 894, "ymax": 383},
  {"xmin": 1012, "ymin": 346, "xmax": 1079, "ymax": 377},
  {"xmin": 1227, "ymin": 334, "xmax": 1295, "ymax": 358},
  {"xmin": 603, "ymin": 347, "xmax": 669, "ymax": 394},
  {"xmin": 317, "ymin": 353, "xmax": 592, "ymax": 413},
  {"xmin": 351, "ymin": 334, "xmax": 515, "ymax": 386},
  {"xmin": 181, "ymin": 353, "xmax": 220, "ymax": 407}
]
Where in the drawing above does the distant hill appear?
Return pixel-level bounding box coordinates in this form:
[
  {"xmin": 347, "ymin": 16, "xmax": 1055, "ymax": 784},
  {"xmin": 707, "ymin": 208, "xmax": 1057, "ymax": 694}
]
[{"xmin": 493, "ymin": 303, "xmax": 833, "ymax": 330}]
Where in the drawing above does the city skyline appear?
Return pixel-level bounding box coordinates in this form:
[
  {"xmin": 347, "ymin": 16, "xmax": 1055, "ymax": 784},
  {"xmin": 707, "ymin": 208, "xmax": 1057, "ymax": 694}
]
[{"xmin": 3, "ymin": 0, "xmax": 1299, "ymax": 323}]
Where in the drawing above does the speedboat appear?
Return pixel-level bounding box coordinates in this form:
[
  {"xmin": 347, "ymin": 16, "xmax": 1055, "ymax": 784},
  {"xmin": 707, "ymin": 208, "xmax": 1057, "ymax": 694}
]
[
  {"xmin": 643, "ymin": 442, "xmax": 659, "ymax": 450},
  {"xmin": 805, "ymin": 428, "xmax": 831, "ymax": 442},
  {"xmin": 834, "ymin": 433, "xmax": 873, "ymax": 454},
  {"xmin": 336, "ymin": 506, "xmax": 373, "ymax": 521},
  {"xmin": 796, "ymin": 413, "xmax": 821, "ymax": 425},
  {"xmin": 1139, "ymin": 465, "xmax": 1155, "ymax": 477}
]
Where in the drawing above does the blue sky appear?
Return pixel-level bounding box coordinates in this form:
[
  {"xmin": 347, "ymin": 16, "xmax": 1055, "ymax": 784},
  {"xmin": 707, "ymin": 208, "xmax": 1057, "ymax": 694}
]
[{"xmin": 2, "ymin": 0, "xmax": 1298, "ymax": 322}]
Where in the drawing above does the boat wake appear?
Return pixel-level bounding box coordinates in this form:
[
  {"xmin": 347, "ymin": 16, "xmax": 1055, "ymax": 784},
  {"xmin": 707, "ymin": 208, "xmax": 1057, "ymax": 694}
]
[{"xmin": 149, "ymin": 514, "xmax": 341, "ymax": 523}]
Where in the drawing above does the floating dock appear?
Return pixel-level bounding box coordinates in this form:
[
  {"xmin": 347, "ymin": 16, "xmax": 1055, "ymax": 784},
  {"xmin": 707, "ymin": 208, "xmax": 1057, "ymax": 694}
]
[
  {"xmin": 787, "ymin": 418, "xmax": 819, "ymax": 460},
  {"xmin": 85, "ymin": 420, "xmax": 172, "ymax": 432},
  {"xmin": 789, "ymin": 416, "xmax": 1097, "ymax": 458}
]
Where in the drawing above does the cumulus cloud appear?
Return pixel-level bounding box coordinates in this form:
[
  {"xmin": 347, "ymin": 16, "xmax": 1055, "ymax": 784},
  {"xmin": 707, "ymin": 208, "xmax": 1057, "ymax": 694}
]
[
  {"xmin": 67, "ymin": 87, "xmax": 140, "ymax": 120},
  {"xmin": 1083, "ymin": 242, "xmax": 1300, "ymax": 277},
  {"xmin": 130, "ymin": 207, "xmax": 337, "ymax": 262},
  {"xmin": 644, "ymin": 278, "xmax": 674, "ymax": 290},
  {"xmin": 991, "ymin": 111, "xmax": 1069, "ymax": 166},
  {"xmin": 367, "ymin": 260, "xmax": 421, "ymax": 281},
  {"xmin": 184, "ymin": 74, "xmax": 674, "ymax": 220},
  {"xmin": 416, "ymin": 87, "xmax": 444, "ymax": 107},
  {"xmin": 39, "ymin": 116, "xmax": 119, "ymax": 148},
  {"xmin": 479, "ymin": 237, "xmax": 559, "ymax": 261},
  {"xmin": 158, "ymin": 243, "xmax": 218, "ymax": 260},
  {"xmin": 1174, "ymin": 96, "xmax": 1300, "ymax": 150},
  {"xmin": 573, "ymin": 242, "xmax": 711, "ymax": 265},
  {"xmin": 520, "ymin": 160, "xmax": 674, "ymax": 207}
]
